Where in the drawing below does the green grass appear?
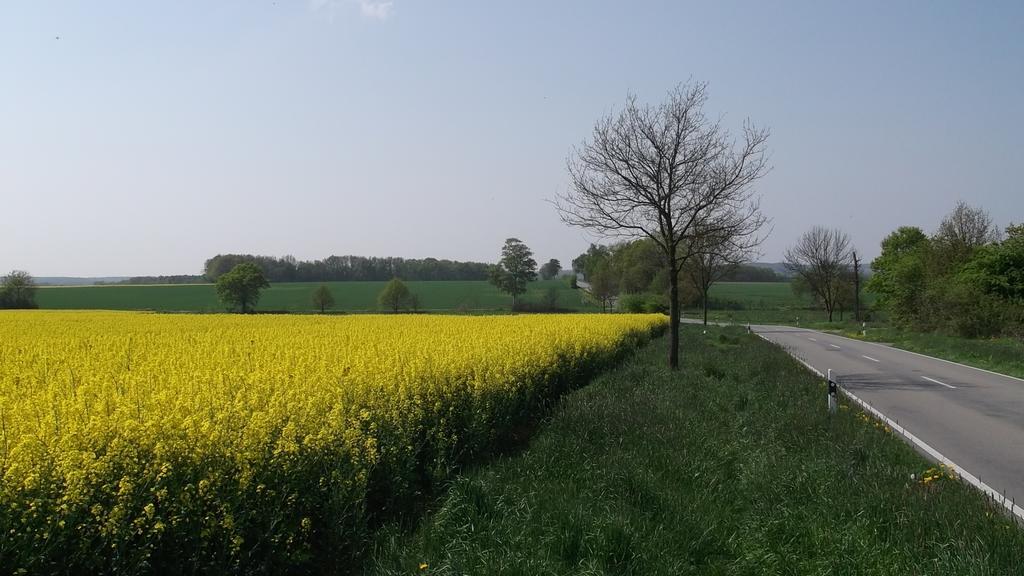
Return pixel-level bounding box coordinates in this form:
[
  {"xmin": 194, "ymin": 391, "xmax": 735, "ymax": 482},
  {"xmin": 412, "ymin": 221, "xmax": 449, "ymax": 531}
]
[
  {"xmin": 705, "ymin": 281, "xmax": 805, "ymax": 308},
  {"xmin": 681, "ymin": 281, "xmax": 879, "ymax": 326},
  {"xmin": 685, "ymin": 282, "xmax": 837, "ymax": 325},
  {"xmin": 368, "ymin": 326, "xmax": 1024, "ymax": 574},
  {"xmin": 35, "ymin": 279, "xmax": 596, "ymax": 313}
]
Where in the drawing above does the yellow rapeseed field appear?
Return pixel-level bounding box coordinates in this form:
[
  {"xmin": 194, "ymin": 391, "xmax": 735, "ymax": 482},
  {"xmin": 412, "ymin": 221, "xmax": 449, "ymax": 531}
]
[{"xmin": 0, "ymin": 310, "xmax": 665, "ymax": 573}]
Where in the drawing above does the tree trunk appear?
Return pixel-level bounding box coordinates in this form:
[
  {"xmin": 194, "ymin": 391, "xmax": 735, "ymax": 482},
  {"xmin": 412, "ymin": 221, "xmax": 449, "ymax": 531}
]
[
  {"xmin": 668, "ymin": 257, "xmax": 680, "ymax": 370},
  {"xmin": 853, "ymin": 251, "xmax": 862, "ymax": 322},
  {"xmin": 702, "ymin": 286, "xmax": 709, "ymax": 326}
]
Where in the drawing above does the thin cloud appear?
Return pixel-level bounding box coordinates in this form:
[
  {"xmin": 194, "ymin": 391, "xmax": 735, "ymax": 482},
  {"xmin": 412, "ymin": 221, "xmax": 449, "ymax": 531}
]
[
  {"xmin": 309, "ymin": 0, "xmax": 395, "ymax": 21},
  {"xmin": 359, "ymin": 0, "xmax": 394, "ymax": 20}
]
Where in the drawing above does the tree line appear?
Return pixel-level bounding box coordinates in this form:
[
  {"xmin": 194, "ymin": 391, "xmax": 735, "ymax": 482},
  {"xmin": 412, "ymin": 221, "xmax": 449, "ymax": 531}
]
[
  {"xmin": 203, "ymin": 254, "xmax": 492, "ymax": 283},
  {"xmin": 209, "ymin": 238, "xmax": 561, "ymax": 314},
  {"xmin": 868, "ymin": 202, "xmax": 1022, "ymax": 338},
  {"xmin": 571, "ymin": 236, "xmax": 777, "ymax": 320},
  {"xmin": 780, "ymin": 201, "xmax": 1022, "ymax": 338}
]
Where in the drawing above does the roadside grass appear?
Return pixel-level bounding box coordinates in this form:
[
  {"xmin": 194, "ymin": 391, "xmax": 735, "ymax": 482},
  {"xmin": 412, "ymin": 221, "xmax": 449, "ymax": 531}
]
[
  {"xmin": 368, "ymin": 326, "xmax": 1024, "ymax": 575},
  {"xmin": 35, "ymin": 279, "xmax": 596, "ymax": 313}
]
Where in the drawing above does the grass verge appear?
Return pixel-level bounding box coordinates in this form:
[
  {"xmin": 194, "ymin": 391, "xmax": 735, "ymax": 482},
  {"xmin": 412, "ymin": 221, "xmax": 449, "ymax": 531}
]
[{"xmin": 368, "ymin": 326, "xmax": 1024, "ymax": 575}]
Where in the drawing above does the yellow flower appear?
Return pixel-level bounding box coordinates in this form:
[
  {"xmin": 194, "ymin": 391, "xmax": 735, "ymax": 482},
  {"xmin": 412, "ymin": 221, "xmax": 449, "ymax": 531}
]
[
  {"xmin": 0, "ymin": 311, "xmax": 666, "ymax": 559},
  {"xmin": 419, "ymin": 562, "xmax": 429, "ymax": 570}
]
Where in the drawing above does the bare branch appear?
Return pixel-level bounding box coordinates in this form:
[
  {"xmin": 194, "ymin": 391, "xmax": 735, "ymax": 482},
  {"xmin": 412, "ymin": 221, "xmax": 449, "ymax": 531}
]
[{"xmin": 555, "ymin": 82, "xmax": 770, "ymax": 367}]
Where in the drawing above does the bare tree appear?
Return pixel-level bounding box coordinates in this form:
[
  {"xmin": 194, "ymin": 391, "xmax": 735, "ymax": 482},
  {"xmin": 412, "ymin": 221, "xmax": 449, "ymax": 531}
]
[
  {"xmin": 686, "ymin": 213, "xmax": 765, "ymax": 325},
  {"xmin": 934, "ymin": 201, "xmax": 1002, "ymax": 262},
  {"xmin": 784, "ymin": 227, "xmax": 853, "ymax": 322},
  {"xmin": 556, "ymin": 82, "xmax": 769, "ymax": 368}
]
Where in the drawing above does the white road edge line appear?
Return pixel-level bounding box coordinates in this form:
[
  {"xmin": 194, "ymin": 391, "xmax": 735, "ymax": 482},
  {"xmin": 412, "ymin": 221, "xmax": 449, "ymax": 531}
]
[
  {"xmin": 922, "ymin": 375, "xmax": 957, "ymax": 389},
  {"xmin": 754, "ymin": 332, "xmax": 1024, "ymax": 522},
  {"xmin": 805, "ymin": 328, "xmax": 1024, "ymax": 384},
  {"xmin": 862, "ymin": 355, "xmax": 880, "ymax": 363}
]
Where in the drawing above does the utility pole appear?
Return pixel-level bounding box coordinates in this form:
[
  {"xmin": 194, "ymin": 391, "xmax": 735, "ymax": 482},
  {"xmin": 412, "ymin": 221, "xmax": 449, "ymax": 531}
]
[{"xmin": 852, "ymin": 251, "xmax": 862, "ymax": 322}]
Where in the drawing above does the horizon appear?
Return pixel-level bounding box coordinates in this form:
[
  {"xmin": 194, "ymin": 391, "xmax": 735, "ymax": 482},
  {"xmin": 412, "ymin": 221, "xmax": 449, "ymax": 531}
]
[{"xmin": 3, "ymin": 2, "xmax": 1022, "ymax": 276}]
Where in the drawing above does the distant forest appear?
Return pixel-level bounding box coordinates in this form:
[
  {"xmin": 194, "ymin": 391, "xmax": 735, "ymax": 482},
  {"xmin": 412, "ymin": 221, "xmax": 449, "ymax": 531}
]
[
  {"xmin": 721, "ymin": 264, "xmax": 787, "ymax": 282},
  {"xmin": 98, "ymin": 275, "xmax": 207, "ymax": 285},
  {"xmin": 202, "ymin": 254, "xmax": 491, "ymax": 283},
  {"xmin": 106, "ymin": 253, "xmax": 784, "ymax": 286}
]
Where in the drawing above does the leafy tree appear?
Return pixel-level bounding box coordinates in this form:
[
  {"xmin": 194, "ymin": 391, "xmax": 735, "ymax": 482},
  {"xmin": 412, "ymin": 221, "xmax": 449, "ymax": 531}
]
[
  {"xmin": 867, "ymin": 227, "xmax": 930, "ymax": 326},
  {"xmin": 610, "ymin": 239, "xmax": 664, "ymax": 294},
  {"xmin": 572, "ymin": 239, "xmax": 666, "ymax": 297},
  {"xmin": 378, "ymin": 278, "xmax": 414, "ymax": 313},
  {"xmin": 215, "ymin": 263, "xmax": 269, "ymax": 313},
  {"xmin": 872, "ymin": 213, "xmax": 1022, "ymax": 338},
  {"xmin": 488, "ymin": 238, "xmax": 538, "ymax": 308},
  {"xmin": 959, "ymin": 230, "xmax": 1024, "ymax": 303},
  {"xmin": 311, "ymin": 284, "xmax": 335, "ymax": 313},
  {"xmin": 0, "ymin": 270, "xmax": 38, "ymax": 309},
  {"xmin": 541, "ymin": 286, "xmax": 561, "ymax": 311},
  {"xmin": 572, "ymin": 244, "xmax": 612, "ymax": 279},
  {"xmin": 539, "ymin": 259, "xmax": 562, "ymax": 280},
  {"xmin": 587, "ymin": 261, "xmax": 619, "ymax": 313}
]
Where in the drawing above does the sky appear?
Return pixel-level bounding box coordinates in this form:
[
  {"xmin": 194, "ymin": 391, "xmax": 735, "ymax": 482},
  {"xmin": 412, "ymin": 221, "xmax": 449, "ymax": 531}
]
[{"xmin": 2, "ymin": 1, "xmax": 1022, "ymax": 276}]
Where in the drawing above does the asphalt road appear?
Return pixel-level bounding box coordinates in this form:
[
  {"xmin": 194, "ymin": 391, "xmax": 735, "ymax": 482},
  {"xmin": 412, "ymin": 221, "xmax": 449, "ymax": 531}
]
[{"xmin": 752, "ymin": 324, "xmax": 1024, "ymax": 511}]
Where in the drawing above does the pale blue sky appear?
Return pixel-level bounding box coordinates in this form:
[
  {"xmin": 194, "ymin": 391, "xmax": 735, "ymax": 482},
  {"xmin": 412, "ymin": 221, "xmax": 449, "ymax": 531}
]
[{"xmin": 2, "ymin": 1, "xmax": 1022, "ymax": 276}]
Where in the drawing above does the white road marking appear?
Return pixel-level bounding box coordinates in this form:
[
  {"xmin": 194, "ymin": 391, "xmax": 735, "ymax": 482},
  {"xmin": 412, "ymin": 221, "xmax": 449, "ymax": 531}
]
[
  {"xmin": 922, "ymin": 376, "xmax": 957, "ymax": 389},
  {"xmin": 862, "ymin": 355, "xmax": 880, "ymax": 363},
  {"xmin": 807, "ymin": 337, "xmax": 817, "ymax": 342},
  {"xmin": 796, "ymin": 329, "xmax": 1024, "ymax": 384},
  {"xmin": 829, "ymin": 344, "xmax": 841, "ymax": 349}
]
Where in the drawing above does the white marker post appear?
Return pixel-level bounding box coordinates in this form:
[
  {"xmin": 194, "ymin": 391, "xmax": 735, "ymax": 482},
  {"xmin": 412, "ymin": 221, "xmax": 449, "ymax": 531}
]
[{"xmin": 827, "ymin": 368, "xmax": 838, "ymax": 414}]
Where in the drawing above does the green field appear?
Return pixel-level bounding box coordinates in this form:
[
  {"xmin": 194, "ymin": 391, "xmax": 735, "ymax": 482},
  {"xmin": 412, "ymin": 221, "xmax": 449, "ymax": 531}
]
[
  {"xmin": 36, "ymin": 279, "xmax": 596, "ymax": 313},
  {"xmin": 682, "ymin": 281, "xmax": 879, "ymax": 325},
  {"xmin": 35, "ymin": 280, "xmax": 875, "ymax": 321}
]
